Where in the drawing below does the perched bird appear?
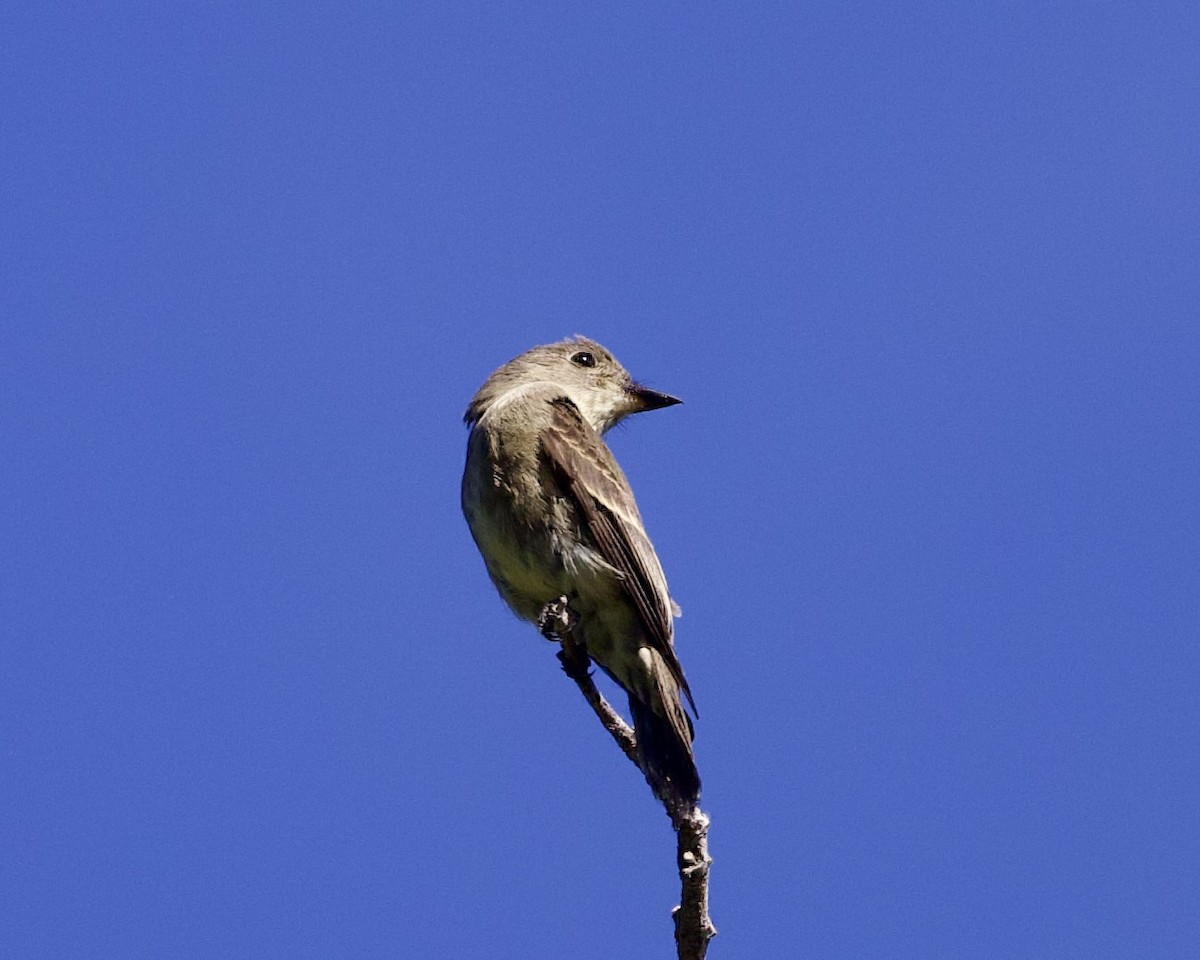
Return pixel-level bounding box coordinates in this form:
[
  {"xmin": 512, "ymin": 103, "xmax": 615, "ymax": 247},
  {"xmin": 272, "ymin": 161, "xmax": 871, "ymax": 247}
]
[{"xmin": 461, "ymin": 336, "xmax": 699, "ymax": 809}]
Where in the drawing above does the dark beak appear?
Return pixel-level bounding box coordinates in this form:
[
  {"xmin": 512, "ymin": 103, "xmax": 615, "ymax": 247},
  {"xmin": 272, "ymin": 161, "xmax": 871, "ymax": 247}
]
[{"xmin": 627, "ymin": 383, "xmax": 683, "ymax": 412}]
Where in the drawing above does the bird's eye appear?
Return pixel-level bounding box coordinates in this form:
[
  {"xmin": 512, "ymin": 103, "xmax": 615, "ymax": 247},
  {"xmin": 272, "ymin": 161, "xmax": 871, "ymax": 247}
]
[{"xmin": 571, "ymin": 351, "xmax": 596, "ymax": 368}]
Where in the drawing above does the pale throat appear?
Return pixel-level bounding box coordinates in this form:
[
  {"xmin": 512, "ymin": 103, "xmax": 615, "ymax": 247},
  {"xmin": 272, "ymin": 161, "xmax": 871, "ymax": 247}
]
[{"xmin": 568, "ymin": 389, "xmax": 627, "ymax": 434}]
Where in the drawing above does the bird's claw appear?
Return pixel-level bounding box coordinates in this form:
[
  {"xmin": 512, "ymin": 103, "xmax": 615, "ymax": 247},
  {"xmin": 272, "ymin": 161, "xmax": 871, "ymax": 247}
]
[
  {"xmin": 538, "ymin": 596, "xmax": 577, "ymax": 641},
  {"xmin": 539, "ymin": 598, "xmax": 592, "ymax": 681}
]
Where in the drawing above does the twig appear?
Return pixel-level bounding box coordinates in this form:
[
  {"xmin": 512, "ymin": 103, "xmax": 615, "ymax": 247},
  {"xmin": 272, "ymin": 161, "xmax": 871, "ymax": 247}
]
[
  {"xmin": 543, "ymin": 601, "xmax": 640, "ymax": 767},
  {"xmin": 674, "ymin": 810, "xmax": 716, "ymax": 959},
  {"xmin": 539, "ymin": 597, "xmax": 717, "ymax": 959}
]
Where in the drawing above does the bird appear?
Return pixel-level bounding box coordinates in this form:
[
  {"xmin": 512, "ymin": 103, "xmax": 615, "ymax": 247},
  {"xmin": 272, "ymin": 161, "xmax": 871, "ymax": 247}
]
[{"xmin": 461, "ymin": 335, "xmax": 699, "ymax": 810}]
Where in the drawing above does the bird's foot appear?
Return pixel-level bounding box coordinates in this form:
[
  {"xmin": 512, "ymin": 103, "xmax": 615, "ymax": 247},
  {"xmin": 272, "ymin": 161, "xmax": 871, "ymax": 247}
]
[
  {"xmin": 539, "ymin": 598, "xmax": 592, "ymax": 682},
  {"xmin": 538, "ymin": 596, "xmax": 577, "ymax": 642}
]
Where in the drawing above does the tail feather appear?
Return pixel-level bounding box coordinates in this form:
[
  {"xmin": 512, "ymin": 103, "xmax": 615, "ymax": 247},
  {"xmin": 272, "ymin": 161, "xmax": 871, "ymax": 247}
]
[{"xmin": 629, "ymin": 651, "xmax": 700, "ymax": 811}]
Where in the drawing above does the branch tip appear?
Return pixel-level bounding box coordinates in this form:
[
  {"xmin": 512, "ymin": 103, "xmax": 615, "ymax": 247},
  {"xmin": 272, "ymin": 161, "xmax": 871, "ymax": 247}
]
[{"xmin": 537, "ymin": 598, "xmax": 716, "ymax": 959}]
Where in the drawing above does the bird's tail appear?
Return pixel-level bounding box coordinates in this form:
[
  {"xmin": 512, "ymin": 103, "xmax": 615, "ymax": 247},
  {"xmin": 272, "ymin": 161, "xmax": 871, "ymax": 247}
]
[{"xmin": 629, "ymin": 651, "xmax": 701, "ymax": 813}]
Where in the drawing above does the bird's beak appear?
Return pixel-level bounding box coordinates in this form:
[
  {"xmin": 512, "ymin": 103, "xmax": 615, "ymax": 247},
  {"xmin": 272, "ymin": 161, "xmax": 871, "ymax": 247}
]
[{"xmin": 626, "ymin": 383, "xmax": 683, "ymax": 412}]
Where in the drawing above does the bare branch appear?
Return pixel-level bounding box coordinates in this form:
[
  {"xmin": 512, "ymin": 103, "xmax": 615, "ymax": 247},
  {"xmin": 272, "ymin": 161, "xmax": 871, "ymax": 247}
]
[
  {"xmin": 674, "ymin": 809, "xmax": 716, "ymax": 960},
  {"xmin": 539, "ymin": 597, "xmax": 717, "ymax": 959},
  {"xmin": 541, "ymin": 598, "xmax": 639, "ymax": 766}
]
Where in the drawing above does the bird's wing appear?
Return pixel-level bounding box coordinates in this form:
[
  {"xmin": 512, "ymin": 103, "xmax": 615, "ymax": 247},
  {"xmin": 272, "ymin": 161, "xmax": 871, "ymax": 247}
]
[{"xmin": 541, "ymin": 397, "xmax": 696, "ymax": 714}]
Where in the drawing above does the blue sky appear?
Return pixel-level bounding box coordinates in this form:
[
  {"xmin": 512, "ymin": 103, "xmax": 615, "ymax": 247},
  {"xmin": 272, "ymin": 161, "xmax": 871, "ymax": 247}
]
[{"xmin": 3, "ymin": 2, "xmax": 1198, "ymax": 958}]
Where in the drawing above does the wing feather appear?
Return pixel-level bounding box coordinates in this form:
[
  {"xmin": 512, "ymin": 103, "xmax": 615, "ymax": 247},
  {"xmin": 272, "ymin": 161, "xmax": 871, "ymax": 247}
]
[{"xmin": 541, "ymin": 398, "xmax": 696, "ymax": 714}]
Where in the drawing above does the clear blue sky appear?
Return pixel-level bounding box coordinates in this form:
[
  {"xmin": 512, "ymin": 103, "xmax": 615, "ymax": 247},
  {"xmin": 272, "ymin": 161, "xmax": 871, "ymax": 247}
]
[{"xmin": 4, "ymin": 3, "xmax": 1197, "ymax": 958}]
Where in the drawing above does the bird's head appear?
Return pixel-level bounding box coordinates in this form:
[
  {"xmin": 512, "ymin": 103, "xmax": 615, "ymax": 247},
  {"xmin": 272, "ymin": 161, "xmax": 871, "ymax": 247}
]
[{"xmin": 464, "ymin": 335, "xmax": 681, "ymax": 433}]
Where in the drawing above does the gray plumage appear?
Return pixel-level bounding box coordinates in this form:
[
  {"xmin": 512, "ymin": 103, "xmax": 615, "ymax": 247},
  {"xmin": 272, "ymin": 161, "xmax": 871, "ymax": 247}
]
[{"xmin": 461, "ymin": 336, "xmax": 699, "ymax": 808}]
